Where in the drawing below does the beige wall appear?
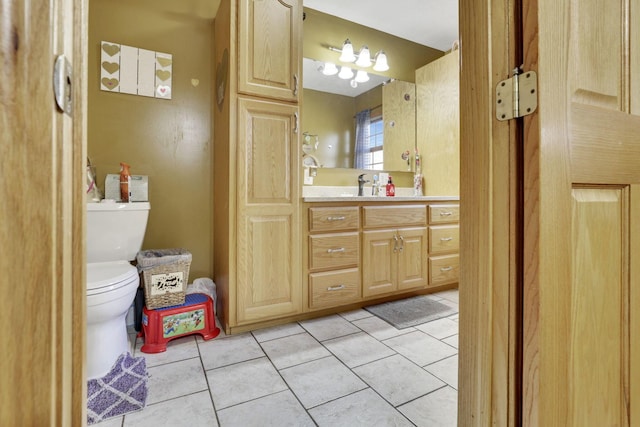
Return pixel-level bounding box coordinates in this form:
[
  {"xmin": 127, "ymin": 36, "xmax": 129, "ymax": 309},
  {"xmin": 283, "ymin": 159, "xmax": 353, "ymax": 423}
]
[{"xmin": 88, "ymin": 0, "xmax": 214, "ymax": 278}]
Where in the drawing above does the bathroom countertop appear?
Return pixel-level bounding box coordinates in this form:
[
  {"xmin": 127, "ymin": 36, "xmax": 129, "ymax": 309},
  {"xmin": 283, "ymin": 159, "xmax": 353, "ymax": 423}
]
[{"xmin": 303, "ymin": 195, "xmax": 459, "ymax": 203}]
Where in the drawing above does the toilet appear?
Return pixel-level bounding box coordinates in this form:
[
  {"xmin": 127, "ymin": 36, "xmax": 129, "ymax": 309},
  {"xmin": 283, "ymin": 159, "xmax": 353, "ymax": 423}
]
[{"xmin": 86, "ymin": 201, "xmax": 150, "ymax": 379}]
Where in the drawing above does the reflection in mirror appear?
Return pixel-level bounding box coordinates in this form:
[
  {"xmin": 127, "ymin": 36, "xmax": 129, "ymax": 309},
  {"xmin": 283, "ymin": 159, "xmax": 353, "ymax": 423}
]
[{"xmin": 302, "ymin": 57, "xmax": 416, "ymax": 172}]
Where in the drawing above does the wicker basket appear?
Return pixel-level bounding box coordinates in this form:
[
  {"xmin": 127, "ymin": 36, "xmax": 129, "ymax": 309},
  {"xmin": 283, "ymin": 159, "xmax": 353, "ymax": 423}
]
[{"xmin": 136, "ymin": 248, "xmax": 192, "ymax": 309}]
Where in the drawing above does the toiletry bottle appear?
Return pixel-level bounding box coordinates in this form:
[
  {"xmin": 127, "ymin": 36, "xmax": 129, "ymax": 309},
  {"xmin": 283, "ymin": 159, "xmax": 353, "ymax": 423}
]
[
  {"xmin": 386, "ymin": 176, "xmax": 395, "ymax": 197},
  {"xmin": 120, "ymin": 162, "xmax": 131, "ymax": 202}
]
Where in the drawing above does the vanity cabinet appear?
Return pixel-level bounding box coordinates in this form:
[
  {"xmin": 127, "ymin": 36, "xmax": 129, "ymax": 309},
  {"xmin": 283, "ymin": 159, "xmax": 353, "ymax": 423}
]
[
  {"xmin": 307, "ymin": 207, "xmax": 361, "ymax": 310},
  {"xmin": 361, "ymin": 206, "xmax": 428, "ymax": 297},
  {"xmin": 214, "ymin": 0, "xmax": 303, "ymax": 333},
  {"xmin": 427, "ymin": 204, "xmax": 460, "ymax": 286},
  {"xmin": 238, "ymin": 0, "xmax": 301, "ymax": 102}
]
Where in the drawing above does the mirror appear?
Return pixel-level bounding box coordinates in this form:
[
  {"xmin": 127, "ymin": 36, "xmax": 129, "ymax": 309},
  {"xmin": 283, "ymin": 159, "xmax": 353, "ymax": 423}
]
[
  {"xmin": 300, "ymin": 6, "xmax": 444, "ymax": 173},
  {"xmin": 302, "ymin": 57, "xmax": 416, "ymax": 171}
]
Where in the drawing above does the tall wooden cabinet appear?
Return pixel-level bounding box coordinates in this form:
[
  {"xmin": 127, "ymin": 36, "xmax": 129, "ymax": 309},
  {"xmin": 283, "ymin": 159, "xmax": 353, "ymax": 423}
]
[{"xmin": 214, "ymin": 0, "xmax": 302, "ymax": 333}]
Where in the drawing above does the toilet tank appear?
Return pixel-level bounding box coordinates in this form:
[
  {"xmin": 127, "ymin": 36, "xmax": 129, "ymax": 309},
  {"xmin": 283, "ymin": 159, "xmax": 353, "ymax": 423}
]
[{"xmin": 87, "ymin": 202, "xmax": 150, "ymax": 263}]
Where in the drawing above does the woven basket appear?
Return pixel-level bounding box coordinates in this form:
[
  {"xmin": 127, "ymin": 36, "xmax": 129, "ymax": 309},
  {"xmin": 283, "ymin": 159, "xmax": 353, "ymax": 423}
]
[{"xmin": 136, "ymin": 248, "xmax": 192, "ymax": 309}]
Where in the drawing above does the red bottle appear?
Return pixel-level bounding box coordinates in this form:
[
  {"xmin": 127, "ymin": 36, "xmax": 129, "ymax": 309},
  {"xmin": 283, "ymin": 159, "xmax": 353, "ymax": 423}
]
[{"xmin": 386, "ymin": 176, "xmax": 395, "ymax": 197}]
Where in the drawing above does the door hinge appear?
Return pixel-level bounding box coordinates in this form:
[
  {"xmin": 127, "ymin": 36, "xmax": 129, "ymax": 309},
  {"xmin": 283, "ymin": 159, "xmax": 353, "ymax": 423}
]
[{"xmin": 496, "ymin": 68, "xmax": 537, "ymax": 121}]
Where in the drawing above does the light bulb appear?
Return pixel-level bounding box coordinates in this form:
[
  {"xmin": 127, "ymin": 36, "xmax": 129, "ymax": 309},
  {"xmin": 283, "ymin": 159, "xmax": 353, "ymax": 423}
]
[
  {"xmin": 355, "ymin": 70, "xmax": 369, "ymax": 83},
  {"xmin": 339, "ymin": 39, "xmax": 356, "ymax": 63},
  {"xmin": 373, "ymin": 51, "xmax": 389, "ymax": 72},
  {"xmin": 322, "ymin": 62, "xmax": 338, "ymax": 76},
  {"xmin": 338, "ymin": 66, "xmax": 354, "ymax": 80},
  {"xmin": 350, "ymin": 79, "xmax": 358, "ymax": 88},
  {"xmin": 355, "ymin": 46, "xmax": 372, "ymax": 67}
]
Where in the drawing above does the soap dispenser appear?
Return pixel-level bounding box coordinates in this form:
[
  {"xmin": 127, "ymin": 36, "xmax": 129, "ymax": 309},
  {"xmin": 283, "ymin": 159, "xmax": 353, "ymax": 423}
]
[{"xmin": 386, "ymin": 176, "xmax": 395, "ymax": 197}]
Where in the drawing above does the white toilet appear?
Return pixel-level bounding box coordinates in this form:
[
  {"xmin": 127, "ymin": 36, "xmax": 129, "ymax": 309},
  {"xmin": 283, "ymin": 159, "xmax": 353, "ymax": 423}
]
[{"xmin": 86, "ymin": 201, "xmax": 150, "ymax": 379}]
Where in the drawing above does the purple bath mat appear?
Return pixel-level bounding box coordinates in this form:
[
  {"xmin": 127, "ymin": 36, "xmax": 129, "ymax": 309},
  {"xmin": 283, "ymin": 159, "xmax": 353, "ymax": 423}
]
[{"xmin": 87, "ymin": 352, "xmax": 148, "ymax": 424}]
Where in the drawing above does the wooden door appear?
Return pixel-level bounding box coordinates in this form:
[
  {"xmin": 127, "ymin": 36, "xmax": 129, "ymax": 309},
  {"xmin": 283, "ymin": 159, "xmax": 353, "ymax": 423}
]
[
  {"xmin": 396, "ymin": 227, "xmax": 428, "ymax": 291},
  {"xmin": 521, "ymin": 0, "xmax": 640, "ymax": 425},
  {"xmin": 362, "ymin": 229, "xmax": 397, "ymax": 297},
  {"xmin": 238, "ymin": 0, "xmax": 302, "ymax": 102},
  {"xmin": 236, "ymin": 97, "xmax": 301, "ymax": 324},
  {"xmin": 0, "ymin": 0, "xmax": 86, "ymax": 425}
]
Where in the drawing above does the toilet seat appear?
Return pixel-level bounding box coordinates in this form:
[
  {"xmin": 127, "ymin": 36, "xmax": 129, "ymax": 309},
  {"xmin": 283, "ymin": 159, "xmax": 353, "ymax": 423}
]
[{"xmin": 87, "ymin": 260, "xmax": 138, "ymax": 296}]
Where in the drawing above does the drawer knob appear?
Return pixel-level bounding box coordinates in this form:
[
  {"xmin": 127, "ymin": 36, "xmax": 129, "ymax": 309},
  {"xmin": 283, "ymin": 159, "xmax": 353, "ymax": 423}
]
[
  {"xmin": 440, "ymin": 266, "xmax": 453, "ymax": 272},
  {"xmin": 327, "ymin": 216, "xmax": 346, "ymax": 221},
  {"xmin": 327, "ymin": 247, "xmax": 346, "ymax": 253},
  {"xmin": 327, "ymin": 284, "xmax": 345, "ymax": 291},
  {"xmin": 440, "ymin": 237, "xmax": 454, "ymax": 242},
  {"xmin": 440, "ymin": 211, "xmax": 453, "ymax": 216}
]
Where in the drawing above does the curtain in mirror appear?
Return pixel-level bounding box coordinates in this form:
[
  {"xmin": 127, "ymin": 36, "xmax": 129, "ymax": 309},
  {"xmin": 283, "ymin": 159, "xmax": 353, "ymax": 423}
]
[{"xmin": 354, "ymin": 109, "xmax": 371, "ymax": 169}]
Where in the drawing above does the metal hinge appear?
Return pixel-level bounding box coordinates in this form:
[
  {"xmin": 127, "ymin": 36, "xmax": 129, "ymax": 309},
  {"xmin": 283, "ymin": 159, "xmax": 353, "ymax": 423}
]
[{"xmin": 496, "ymin": 68, "xmax": 537, "ymax": 121}]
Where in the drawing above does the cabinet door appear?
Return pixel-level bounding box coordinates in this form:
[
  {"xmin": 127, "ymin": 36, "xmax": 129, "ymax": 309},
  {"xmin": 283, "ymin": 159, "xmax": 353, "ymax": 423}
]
[
  {"xmin": 397, "ymin": 227, "xmax": 428, "ymax": 290},
  {"xmin": 238, "ymin": 0, "xmax": 302, "ymax": 102},
  {"xmin": 236, "ymin": 97, "xmax": 301, "ymax": 324},
  {"xmin": 362, "ymin": 229, "xmax": 397, "ymax": 297}
]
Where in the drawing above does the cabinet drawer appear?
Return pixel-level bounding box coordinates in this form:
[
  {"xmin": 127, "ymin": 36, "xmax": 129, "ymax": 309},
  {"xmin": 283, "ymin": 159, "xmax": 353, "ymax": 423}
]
[
  {"xmin": 309, "ymin": 207, "xmax": 359, "ymax": 232},
  {"xmin": 429, "ymin": 254, "xmax": 459, "ymax": 286},
  {"xmin": 309, "ymin": 268, "xmax": 361, "ymax": 309},
  {"xmin": 428, "ymin": 204, "xmax": 460, "ymax": 224},
  {"xmin": 362, "ymin": 205, "xmax": 426, "ymax": 229},
  {"xmin": 309, "ymin": 232, "xmax": 359, "ymax": 270},
  {"xmin": 429, "ymin": 225, "xmax": 460, "ymax": 254}
]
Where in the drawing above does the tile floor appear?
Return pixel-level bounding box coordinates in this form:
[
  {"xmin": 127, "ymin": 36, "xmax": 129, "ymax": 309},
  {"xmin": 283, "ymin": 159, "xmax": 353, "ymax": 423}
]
[{"xmin": 97, "ymin": 289, "xmax": 459, "ymax": 427}]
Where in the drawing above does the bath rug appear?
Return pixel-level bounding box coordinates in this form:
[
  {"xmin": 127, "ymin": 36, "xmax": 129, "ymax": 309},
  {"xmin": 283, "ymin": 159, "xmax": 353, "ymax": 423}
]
[
  {"xmin": 364, "ymin": 295, "xmax": 457, "ymax": 329},
  {"xmin": 87, "ymin": 352, "xmax": 148, "ymax": 424}
]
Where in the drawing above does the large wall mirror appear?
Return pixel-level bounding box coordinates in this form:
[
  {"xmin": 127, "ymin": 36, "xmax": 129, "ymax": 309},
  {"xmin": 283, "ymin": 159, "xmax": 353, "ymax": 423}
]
[{"xmin": 301, "ymin": 5, "xmax": 445, "ymax": 173}]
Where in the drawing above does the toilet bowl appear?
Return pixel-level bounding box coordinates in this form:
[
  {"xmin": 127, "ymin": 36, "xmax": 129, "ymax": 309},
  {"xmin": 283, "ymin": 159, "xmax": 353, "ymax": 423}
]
[
  {"xmin": 86, "ymin": 261, "xmax": 140, "ymax": 379},
  {"xmin": 86, "ymin": 201, "xmax": 150, "ymax": 379}
]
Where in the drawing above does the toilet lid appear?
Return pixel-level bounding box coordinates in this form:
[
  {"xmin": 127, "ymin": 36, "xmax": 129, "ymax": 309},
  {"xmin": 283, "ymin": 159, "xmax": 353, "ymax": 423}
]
[{"xmin": 87, "ymin": 261, "xmax": 138, "ymax": 295}]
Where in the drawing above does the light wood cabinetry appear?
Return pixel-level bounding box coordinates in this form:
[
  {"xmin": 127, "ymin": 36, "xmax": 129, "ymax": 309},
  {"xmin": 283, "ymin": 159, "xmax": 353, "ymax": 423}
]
[
  {"xmin": 427, "ymin": 204, "xmax": 460, "ymax": 286},
  {"xmin": 238, "ymin": 0, "xmax": 301, "ymax": 102},
  {"xmin": 362, "ymin": 205, "xmax": 428, "ymax": 297},
  {"xmin": 214, "ymin": 0, "xmax": 302, "ymax": 332},
  {"xmin": 307, "ymin": 207, "xmax": 361, "ymax": 310}
]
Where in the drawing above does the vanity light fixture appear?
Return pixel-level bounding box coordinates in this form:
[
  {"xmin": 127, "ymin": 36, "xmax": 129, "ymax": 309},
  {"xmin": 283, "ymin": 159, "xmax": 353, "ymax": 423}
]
[
  {"xmin": 338, "ymin": 66, "xmax": 354, "ymax": 80},
  {"xmin": 354, "ymin": 70, "xmax": 369, "ymax": 83},
  {"xmin": 321, "ymin": 62, "xmax": 339, "ymax": 76},
  {"xmin": 329, "ymin": 39, "xmax": 390, "ymax": 72}
]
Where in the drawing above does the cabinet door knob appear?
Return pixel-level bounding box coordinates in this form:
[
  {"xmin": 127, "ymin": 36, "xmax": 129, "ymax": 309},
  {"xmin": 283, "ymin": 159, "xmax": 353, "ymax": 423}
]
[
  {"xmin": 440, "ymin": 266, "xmax": 453, "ymax": 272},
  {"xmin": 327, "ymin": 284, "xmax": 345, "ymax": 291},
  {"xmin": 393, "ymin": 234, "xmax": 399, "ymax": 253},
  {"xmin": 326, "ymin": 216, "xmax": 345, "ymax": 221},
  {"xmin": 327, "ymin": 247, "xmax": 345, "ymax": 253},
  {"xmin": 399, "ymin": 235, "xmax": 405, "ymax": 252},
  {"xmin": 440, "ymin": 211, "xmax": 453, "ymax": 216},
  {"xmin": 293, "ymin": 73, "xmax": 299, "ymax": 96},
  {"xmin": 440, "ymin": 237, "xmax": 453, "ymax": 242},
  {"xmin": 293, "ymin": 112, "xmax": 299, "ymax": 133}
]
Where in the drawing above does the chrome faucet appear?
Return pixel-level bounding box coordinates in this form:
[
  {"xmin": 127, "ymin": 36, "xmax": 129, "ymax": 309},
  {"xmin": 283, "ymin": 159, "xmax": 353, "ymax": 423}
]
[{"xmin": 357, "ymin": 173, "xmax": 370, "ymax": 196}]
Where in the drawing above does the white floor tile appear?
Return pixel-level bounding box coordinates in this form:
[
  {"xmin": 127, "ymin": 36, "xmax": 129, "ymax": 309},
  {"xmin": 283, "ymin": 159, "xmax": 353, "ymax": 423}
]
[
  {"xmin": 251, "ymin": 323, "xmax": 306, "ymax": 343},
  {"xmin": 323, "ymin": 332, "xmax": 396, "ymax": 368},
  {"xmin": 425, "ymin": 354, "xmax": 458, "ymax": 389},
  {"xmin": 299, "ymin": 314, "xmax": 360, "ymax": 341},
  {"xmin": 136, "ymin": 335, "xmax": 199, "ymax": 367},
  {"xmin": 309, "ymin": 388, "xmax": 414, "ymax": 427},
  {"xmin": 399, "ymin": 386, "xmax": 458, "ymax": 427},
  {"xmin": 442, "ymin": 334, "xmax": 458, "ymax": 349},
  {"xmin": 383, "ymin": 331, "xmax": 457, "ymax": 367},
  {"xmin": 207, "ymin": 357, "xmax": 288, "ymax": 410},
  {"xmin": 198, "ymin": 333, "xmax": 264, "ymax": 370},
  {"xmin": 124, "ymin": 390, "xmax": 217, "ymax": 427},
  {"xmin": 279, "ymin": 356, "xmax": 367, "ymax": 409},
  {"xmin": 260, "ymin": 332, "xmax": 330, "ymax": 369},
  {"xmin": 352, "ymin": 314, "xmax": 415, "ymax": 341},
  {"xmin": 146, "ymin": 357, "xmax": 208, "ymax": 405},
  {"xmin": 338, "ymin": 308, "xmax": 374, "ymax": 322},
  {"xmin": 217, "ymin": 390, "xmax": 314, "ymax": 427},
  {"xmin": 353, "ymin": 354, "xmax": 446, "ymax": 406},
  {"xmin": 93, "ymin": 415, "xmax": 124, "ymax": 426},
  {"xmin": 415, "ymin": 317, "xmax": 459, "ymax": 340}
]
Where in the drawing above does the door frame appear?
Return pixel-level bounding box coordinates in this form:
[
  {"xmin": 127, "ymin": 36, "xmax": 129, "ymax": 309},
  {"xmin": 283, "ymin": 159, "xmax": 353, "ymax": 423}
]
[{"xmin": 458, "ymin": 0, "xmax": 521, "ymax": 425}]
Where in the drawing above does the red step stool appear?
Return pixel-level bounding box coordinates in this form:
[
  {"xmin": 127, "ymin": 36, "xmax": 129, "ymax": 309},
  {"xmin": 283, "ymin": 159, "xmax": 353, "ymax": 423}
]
[{"xmin": 140, "ymin": 293, "xmax": 220, "ymax": 353}]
